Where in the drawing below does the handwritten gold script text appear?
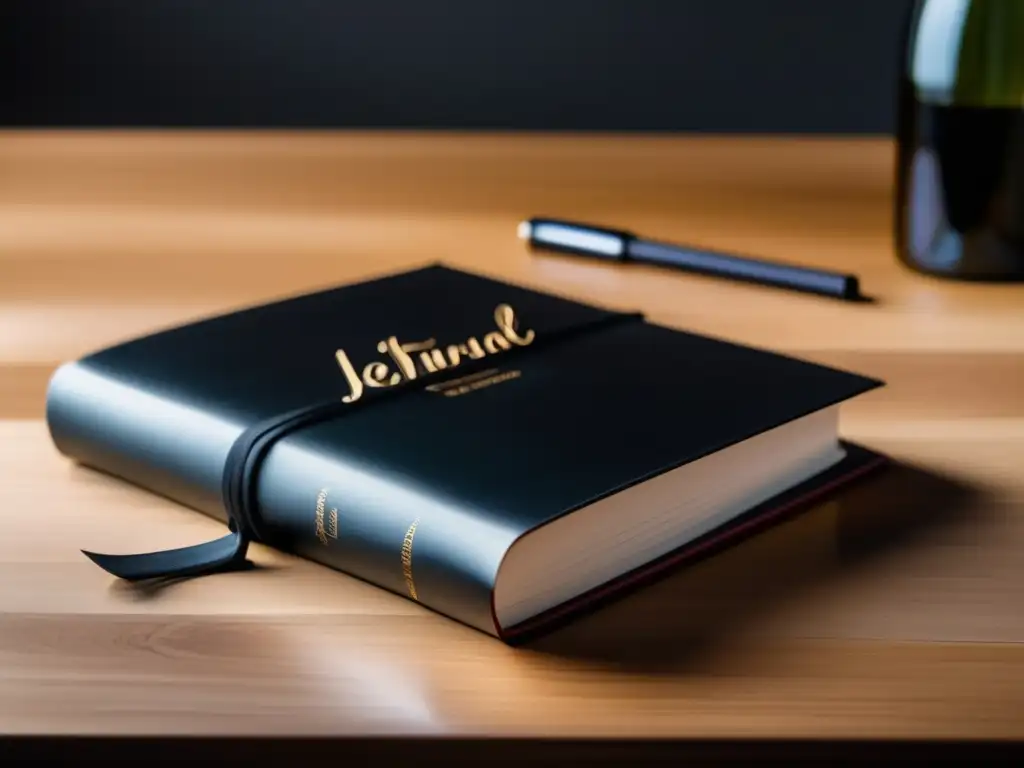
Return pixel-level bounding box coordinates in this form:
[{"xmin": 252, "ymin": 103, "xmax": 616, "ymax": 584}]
[{"xmin": 335, "ymin": 304, "xmax": 534, "ymax": 404}]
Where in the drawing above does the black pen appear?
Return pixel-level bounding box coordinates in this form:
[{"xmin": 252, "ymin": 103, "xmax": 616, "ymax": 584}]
[{"xmin": 518, "ymin": 217, "xmax": 862, "ymax": 301}]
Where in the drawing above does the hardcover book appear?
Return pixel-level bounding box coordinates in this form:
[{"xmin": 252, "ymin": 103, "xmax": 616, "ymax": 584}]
[{"xmin": 46, "ymin": 264, "xmax": 887, "ymax": 643}]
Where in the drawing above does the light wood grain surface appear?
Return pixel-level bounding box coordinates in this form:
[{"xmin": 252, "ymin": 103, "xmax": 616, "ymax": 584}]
[{"xmin": 1, "ymin": 132, "xmax": 1023, "ymax": 746}]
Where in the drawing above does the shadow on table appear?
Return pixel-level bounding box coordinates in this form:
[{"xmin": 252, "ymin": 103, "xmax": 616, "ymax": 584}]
[
  {"xmin": 522, "ymin": 457, "xmax": 990, "ymax": 671},
  {"xmin": 107, "ymin": 560, "xmax": 287, "ymax": 601}
]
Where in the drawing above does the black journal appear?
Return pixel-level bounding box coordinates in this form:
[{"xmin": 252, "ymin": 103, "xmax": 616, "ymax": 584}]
[{"xmin": 46, "ymin": 264, "xmax": 887, "ymax": 643}]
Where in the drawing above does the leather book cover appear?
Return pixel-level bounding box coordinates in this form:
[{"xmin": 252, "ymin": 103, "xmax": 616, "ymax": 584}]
[{"xmin": 46, "ymin": 263, "xmax": 887, "ymax": 642}]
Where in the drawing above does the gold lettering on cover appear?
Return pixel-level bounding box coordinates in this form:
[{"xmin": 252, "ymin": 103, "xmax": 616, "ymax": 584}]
[
  {"xmin": 362, "ymin": 361, "xmax": 401, "ymax": 389},
  {"xmin": 335, "ymin": 306, "xmax": 535, "ymax": 403},
  {"xmin": 401, "ymin": 518, "xmax": 421, "ymax": 601},
  {"xmin": 445, "ymin": 343, "xmax": 469, "ymax": 366},
  {"xmin": 314, "ymin": 488, "xmax": 330, "ymax": 545},
  {"xmin": 419, "ymin": 348, "xmax": 449, "ymax": 372},
  {"xmin": 335, "ymin": 350, "xmax": 364, "ymax": 404},
  {"xmin": 482, "ymin": 331, "xmax": 512, "ymax": 354},
  {"xmin": 494, "ymin": 303, "xmax": 536, "ymax": 346},
  {"xmin": 425, "ymin": 368, "xmax": 499, "ymax": 393},
  {"xmin": 418, "ymin": 351, "xmax": 438, "ymax": 373},
  {"xmin": 438, "ymin": 369, "xmax": 521, "ymax": 398},
  {"xmin": 464, "ymin": 337, "xmax": 487, "ymax": 359},
  {"xmin": 315, "ymin": 489, "xmax": 340, "ymax": 546},
  {"xmin": 380, "ymin": 336, "xmax": 435, "ymax": 380}
]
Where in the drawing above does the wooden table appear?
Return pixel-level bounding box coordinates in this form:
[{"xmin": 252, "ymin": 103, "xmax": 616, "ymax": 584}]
[{"xmin": 1, "ymin": 132, "xmax": 1022, "ymax": 762}]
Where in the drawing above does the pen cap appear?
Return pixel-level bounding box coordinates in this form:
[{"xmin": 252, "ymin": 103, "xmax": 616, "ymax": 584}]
[{"xmin": 519, "ymin": 218, "xmax": 634, "ymax": 260}]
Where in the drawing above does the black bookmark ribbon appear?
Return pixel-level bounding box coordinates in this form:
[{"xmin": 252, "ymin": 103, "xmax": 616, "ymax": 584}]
[
  {"xmin": 82, "ymin": 309, "xmax": 645, "ymax": 582},
  {"xmin": 81, "ymin": 399, "xmax": 357, "ymax": 581}
]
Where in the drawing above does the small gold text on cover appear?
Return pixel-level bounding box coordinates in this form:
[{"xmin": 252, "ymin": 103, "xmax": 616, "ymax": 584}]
[
  {"xmin": 425, "ymin": 368, "xmax": 522, "ymax": 397},
  {"xmin": 401, "ymin": 517, "xmax": 421, "ymax": 601},
  {"xmin": 314, "ymin": 488, "xmax": 338, "ymax": 546}
]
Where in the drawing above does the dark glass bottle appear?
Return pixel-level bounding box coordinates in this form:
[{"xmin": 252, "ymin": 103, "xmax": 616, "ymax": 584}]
[{"xmin": 896, "ymin": 0, "xmax": 1024, "ymax": 280}]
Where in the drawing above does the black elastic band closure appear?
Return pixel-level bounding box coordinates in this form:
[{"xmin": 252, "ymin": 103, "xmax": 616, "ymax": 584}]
[
  {"xmin": 82, "ymin": 309, "xmax": 645, "ymax": 582},
  {"xmin": 81, "ymin": 399, "xmax": 369, "ymax": 581}
]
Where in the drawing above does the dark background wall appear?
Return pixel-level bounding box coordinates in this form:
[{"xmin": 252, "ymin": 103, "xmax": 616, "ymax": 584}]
[{"xmin": 0, "ymin": 0, "xmax": 912, "ymax": 133}]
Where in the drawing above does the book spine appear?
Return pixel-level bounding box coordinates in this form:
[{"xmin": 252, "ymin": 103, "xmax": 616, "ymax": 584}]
[
  {"xmin": 253, "ymin": 432, "xmax": 511, "ymax": 636},
  {"xmin": 46, "ymin": 360, "xmax": 238, "ymax": 521},
  {"xmin": 45, "ymin": 359, "xmax": 508, "ymax": 637}
]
